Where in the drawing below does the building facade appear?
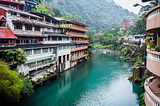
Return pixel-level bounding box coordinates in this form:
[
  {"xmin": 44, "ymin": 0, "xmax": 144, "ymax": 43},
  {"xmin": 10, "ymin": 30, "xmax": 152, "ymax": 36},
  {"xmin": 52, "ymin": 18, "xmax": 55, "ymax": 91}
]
[
  {"xmin": 144, "ymin": 4, "xmax": 160, "ymax": 106},
  {"xmin": 0, "ymin": 5, "xmax": 89, "ymax": 82}
]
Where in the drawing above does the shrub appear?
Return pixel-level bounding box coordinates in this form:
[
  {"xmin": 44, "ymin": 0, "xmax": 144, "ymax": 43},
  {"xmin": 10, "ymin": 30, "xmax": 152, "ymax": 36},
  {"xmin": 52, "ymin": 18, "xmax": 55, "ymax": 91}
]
[
  {"xmin": 145, "ymin": 38, "xmax": 150, "ymax": 44},
  {"xmin": 134, "ymin": 77, "xmax": 142, "ymax": 82},
  {"xmin": 128, "ymin": 75, "xmax": 133, "ymax": 80}
]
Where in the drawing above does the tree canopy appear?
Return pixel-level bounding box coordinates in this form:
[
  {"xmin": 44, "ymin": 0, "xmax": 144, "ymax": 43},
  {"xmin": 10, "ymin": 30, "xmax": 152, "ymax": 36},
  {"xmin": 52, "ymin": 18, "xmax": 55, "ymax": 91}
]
[{"xmin": 0, "ymin": 61, "xmax": 23, "ymax": 102}]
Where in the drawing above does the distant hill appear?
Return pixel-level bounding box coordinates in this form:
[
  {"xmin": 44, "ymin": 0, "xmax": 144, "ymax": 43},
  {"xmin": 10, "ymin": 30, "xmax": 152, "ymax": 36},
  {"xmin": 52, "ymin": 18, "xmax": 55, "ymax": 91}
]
[{"xmin": 45, "ymin": 0, "xmax": 138, "ymax": 34}]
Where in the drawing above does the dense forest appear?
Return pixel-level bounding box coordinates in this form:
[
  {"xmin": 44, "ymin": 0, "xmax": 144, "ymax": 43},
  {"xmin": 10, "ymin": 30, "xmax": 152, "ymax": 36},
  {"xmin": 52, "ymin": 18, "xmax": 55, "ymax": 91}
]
[{"xmin": 44, "ymin": 0, "xmax": 138, "ymax": 34}]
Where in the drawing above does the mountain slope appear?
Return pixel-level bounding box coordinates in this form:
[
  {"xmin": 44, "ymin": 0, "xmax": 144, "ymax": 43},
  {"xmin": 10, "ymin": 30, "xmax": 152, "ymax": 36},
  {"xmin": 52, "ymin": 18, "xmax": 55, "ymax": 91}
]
[{"xmin": 45, "ymin": 0, "xmax": 138, "ymax": 34}]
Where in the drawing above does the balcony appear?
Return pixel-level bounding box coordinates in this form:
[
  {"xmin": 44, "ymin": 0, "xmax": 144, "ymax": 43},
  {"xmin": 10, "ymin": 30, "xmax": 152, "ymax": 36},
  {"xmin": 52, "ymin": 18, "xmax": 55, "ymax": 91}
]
[
  {"xmin": 145, "ymin": 5, "xmax": 160, "ymax": 33},
  {"xmin": 71, "ymin": 40, "xmax": 89, "ymax": 44},
  {"xmin": 13, "ymin": 29, "xmax": 42, "ymax": 35},
  {"xmin": 0, "ymin": 0, "xmax": 26, "ymax": 4},
  {"xmin": 69, "ymin": 25, "xmax": 88, "ymax": 32},
  {"xmin": 10, "ymin": 15, "xmax": 59, "ymax": 27},
  {"xmin": 144, "ymin": 76, "xmax": 160, "ymax": 106},
  {"xmin": 147, "ymin": 49, "xmax": 160, "ymax": 76},
  {"xmin": 23, "ymin": 59, "xmax": 57, "ymax": 75},
  {"xmin": 71, "ymin": 53, "xmax": 88, "ymax": 61},
  {"xmin": 66, "ymin": 32, "xmax": 88, "ymax": 37},
  {"xmin": 71, "ymin": 46, "xmax": 88, "ymax": 52},
  {"xmin": 0, "ymin": 43, "xmax": 16, "ymax": 47}
]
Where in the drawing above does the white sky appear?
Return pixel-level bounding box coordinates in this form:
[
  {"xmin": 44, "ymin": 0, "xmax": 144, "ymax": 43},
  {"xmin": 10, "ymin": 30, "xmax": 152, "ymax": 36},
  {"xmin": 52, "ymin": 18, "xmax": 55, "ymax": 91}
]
[{"xmin": 113, "ymin": 0, "xmax": 150, "ymax": 14}]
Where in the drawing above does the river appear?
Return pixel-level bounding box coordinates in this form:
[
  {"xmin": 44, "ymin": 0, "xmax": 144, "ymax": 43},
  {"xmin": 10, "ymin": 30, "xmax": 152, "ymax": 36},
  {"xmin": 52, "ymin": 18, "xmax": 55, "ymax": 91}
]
[{"xmin": 16, "ymin": 51, "xmax": 144, "ymax": 106}]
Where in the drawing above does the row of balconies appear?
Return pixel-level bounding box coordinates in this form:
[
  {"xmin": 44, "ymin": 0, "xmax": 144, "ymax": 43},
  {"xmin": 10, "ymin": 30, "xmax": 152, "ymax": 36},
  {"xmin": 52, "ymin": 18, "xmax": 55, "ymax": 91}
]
[
  {"xmin": 145, "ymin": 50, "xmax": 160, "ymax": 106},
  {"xmin": 71, "ymin": 46, "xmax": 88, "ymax": 52},
  {"xmin": 10, "ymin": 15, "xmax": 59, "ymax": 27},
  {"xmin": 70, "ymin": 40, "xmax": 89, "ymax": 43},
  {"xmin": 13, "ymin": 29, "xmax": 42, "ymax": 35},
  {"xmin": 144, "ymin": 5, "xmax": 160, "ymax": 106},
  {"xmin": 71, "ymin": 53, "xmax": 88, "ymax": 61},
  {"xmin": 66, "ymin": 32, "xmax": 88, "ymax": 37}
]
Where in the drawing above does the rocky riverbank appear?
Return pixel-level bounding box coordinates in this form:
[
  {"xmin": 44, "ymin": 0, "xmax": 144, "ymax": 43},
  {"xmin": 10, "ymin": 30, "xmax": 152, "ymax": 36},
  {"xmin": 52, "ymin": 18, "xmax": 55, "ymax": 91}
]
[{"xmin": 95, "ymin": 49, "xmax": 115, "ymax": 54}]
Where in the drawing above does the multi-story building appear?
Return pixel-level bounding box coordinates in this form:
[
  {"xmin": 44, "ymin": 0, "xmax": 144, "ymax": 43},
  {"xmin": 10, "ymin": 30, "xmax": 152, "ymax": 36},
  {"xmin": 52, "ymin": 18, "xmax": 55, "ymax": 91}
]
[
  {"xmin": 0, "ymin": 6, "xmax": 58, "ymax": 81},
  {"xmin": 55, "ymin": 17, "xmax": 89, "ymax": 67},
  {"xmin": 122, "ymin": 19, "xmax": 138, "ymax": 29},
  {"xmin": 143, "ymin": 4, "xmax": 160, "ymax": 106},
  {"xmin": 0, "ymin": 5, "xmax": 89, "ymax": 82}
]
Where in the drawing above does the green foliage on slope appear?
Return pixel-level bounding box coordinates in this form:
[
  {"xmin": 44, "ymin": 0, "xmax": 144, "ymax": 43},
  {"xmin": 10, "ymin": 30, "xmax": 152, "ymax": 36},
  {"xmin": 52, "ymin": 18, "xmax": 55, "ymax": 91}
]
[{"xmin": 45, "ymin": 0, "xmax": 138, "ymax": 34}]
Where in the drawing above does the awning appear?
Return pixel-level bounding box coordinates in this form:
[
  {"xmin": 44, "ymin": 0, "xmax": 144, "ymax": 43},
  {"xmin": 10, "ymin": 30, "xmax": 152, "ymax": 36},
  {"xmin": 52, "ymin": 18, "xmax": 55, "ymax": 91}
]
[
  {"xmin": 25, "ymin": 56, "xmax": 53, "ymax": 64},
  {"xmin": 15, "ymin": 34, "xmax": 46, "ymax": 37},
  {"xmin": 0, "ymin": 28, "xmax": 17, "ymax": 39}
]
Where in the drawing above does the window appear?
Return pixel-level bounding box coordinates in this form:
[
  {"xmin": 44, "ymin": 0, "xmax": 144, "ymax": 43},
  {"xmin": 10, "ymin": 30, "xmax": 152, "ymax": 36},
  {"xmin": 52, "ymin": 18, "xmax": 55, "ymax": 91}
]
[
  {"xmin": 48, "ymin": 37, "xmax": 50, "ymax": 41},
  {"xmin": 14, "ymin": 23, "xmax": 22, "ymax": 29},
  {"xmin": 63, "ymin": 45, "xmax": 66, "ymax": 49},
  {"xmin": 50, "ymin": 47, "xmax": 52, "ymax": 52},
  {"xmin": 63, "ymin": 37, "xmax": 67, "ymax": 41},
  {"xmin": 34, "ymin": 26, "xmax": 40, "ymax": 31},
  {"xmin": 67, "ymin": 54, "xmax": 69, "ymax": 61},
  {"xmin": 67, "ymin": 37, "xmax": 69, "ymax": 41},
  {"xmin": 58, "ymin": 46, "xmax": 62, "ymax": 50},
  {"xmin": 25, "ymin": 49, "xmax": 32, "ymax": 55},
  {"xmin": 42, "ymin": 48, "xmax": 48, "ymax": 53},
  {"xmin": 67, "ymin": 45, "xmax": 70, "ymax": 49},
  {"xmin": 58, "ymin": 37, "xmax": 62, "ymax": 41},
  {"xmin": 34, "ymin": 49, "xmax": 41, "ymax": 54},
  {"xmin": 25, "ymin": 24, "xmax": 32, "ymax": 30},
  {"xmin": 52, "ymin": 37, "xmax": 57, "ymax": 41}
]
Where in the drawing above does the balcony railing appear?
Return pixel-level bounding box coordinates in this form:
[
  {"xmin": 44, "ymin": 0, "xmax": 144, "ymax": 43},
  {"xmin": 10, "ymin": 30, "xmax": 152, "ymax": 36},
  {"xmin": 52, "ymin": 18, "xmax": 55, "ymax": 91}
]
[
  {"xmin": 10, "ymin": 15, "xmax": 59, "ymax": 27},
  {"xmin": 145, "ymin": 5, "xmax": 160, "ymax": 32},
  {"xmin": 0, "ymin": 43, "xmax": 16, "ymax": 47},
  {"xmin": 146, "ymin": 5, "xmax": 160, "ymax": 20},
  {"xmin": 144, "ymin": 76, "xmax": 160, "ymax": 106},
  {"xmin": 71, "ymin": 40, "xmax": 89, "ymax": 43},
  {"xmin": 24, "ymin": 59, "xmax": 57, "ymax": 75},
  {"xmin": 13, "ymin": 29, "xmax": 42, "ymax": 35},
  {"xmin": 66, "ymin": 32, "xmax": 88, "ymax": 37},
  {"xmin": 70, "ymin": 25, "xmax": 88, "ymax": 32},
  {"xmin": 71, "ymin": 46, "xmax": 88, "ymax": 52},
  {"xmin": 71, "ymin": 53, "xmax": 88, "ymax": 61},
  {"xmin": 147, "ymin": 49, "xmax": 160, "ymax": 76}
]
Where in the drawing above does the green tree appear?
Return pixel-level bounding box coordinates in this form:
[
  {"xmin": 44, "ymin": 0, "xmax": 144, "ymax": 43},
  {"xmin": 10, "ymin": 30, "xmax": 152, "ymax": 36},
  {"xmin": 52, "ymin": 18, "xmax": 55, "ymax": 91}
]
[
  {"xmin": 87, "ymin": 34, "xmax": 94, "ymax": 55},
  {"xmin": 33, "ymin": 4, "xmax": 52, "ymax": 16},
  {"xmin": 19, "ymin": 75, "xmax": 34, "ymax": 99},
  {"xmin": 3, "ymin": 50, "xmax": 15, "ymax": 62},
  {"xmin": 0, "ymin": 61, "xmax": 23, "ymax": 102},
  {"xmin": 15, "ymin": 48, "xmax": 27, "ymax": 63}
]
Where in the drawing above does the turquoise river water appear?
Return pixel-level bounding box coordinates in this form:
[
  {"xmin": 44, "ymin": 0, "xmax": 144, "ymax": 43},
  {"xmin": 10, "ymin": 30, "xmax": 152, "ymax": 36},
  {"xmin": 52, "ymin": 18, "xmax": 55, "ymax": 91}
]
[{"xmin": 16, "ymin": 51, "xmax": 144, "ymax": 106}]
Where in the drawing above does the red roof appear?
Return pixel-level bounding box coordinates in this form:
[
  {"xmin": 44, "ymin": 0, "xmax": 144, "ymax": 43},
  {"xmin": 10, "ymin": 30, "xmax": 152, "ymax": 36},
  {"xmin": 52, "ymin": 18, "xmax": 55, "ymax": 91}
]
[
  {"xmin": 0, "ymin": 27, "xmax": 17, "ymax": 39},
  {"xmin": 15, "ymin": 34, "xmax": 46, "ymax": 37}
]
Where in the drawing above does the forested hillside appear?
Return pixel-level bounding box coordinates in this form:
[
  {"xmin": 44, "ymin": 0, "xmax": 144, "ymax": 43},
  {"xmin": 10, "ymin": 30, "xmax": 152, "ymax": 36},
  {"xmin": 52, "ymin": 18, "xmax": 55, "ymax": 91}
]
[{"xmin": 45, "ymin": 0, "xmax": 138, "ymax": 34}]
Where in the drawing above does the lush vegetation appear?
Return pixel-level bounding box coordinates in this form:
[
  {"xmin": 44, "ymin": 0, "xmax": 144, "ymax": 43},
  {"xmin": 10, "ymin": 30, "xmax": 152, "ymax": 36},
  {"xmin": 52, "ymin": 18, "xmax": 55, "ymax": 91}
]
[
  {"xmin": 87, "ymin": 34, "xmax": 94, "ymax": 56},
  {"xmin": 32, "ymin": 2, "xmax": 61, "ymax": 17},
  {"xmin": 45, "ymin": 0, "xmax": 138, "ymax": 34},
  {"xmin": 3, "ymin": 48, "xmax": 27, "ymax": 63},
  {"xmin": 0, "ymin": 61, "xmax": 23, "ymax": 102},
  {"xmin": 0, "ymin": 61, "xmax": 34, "ymax": 104}
]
